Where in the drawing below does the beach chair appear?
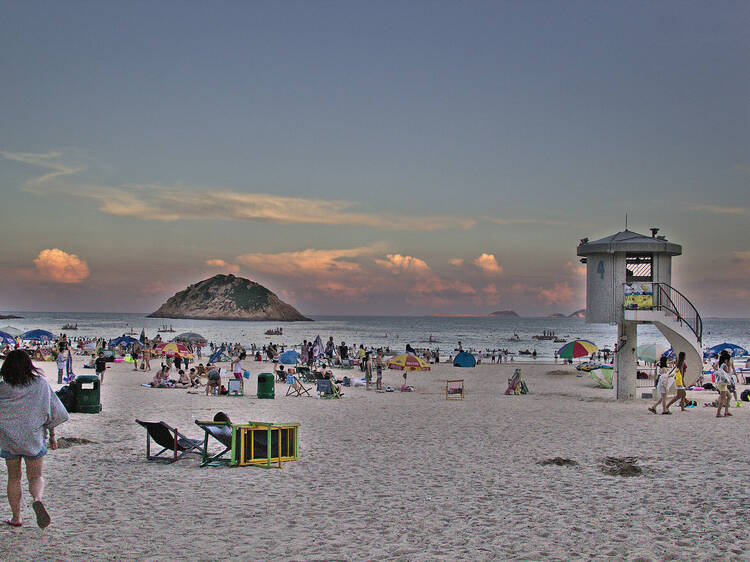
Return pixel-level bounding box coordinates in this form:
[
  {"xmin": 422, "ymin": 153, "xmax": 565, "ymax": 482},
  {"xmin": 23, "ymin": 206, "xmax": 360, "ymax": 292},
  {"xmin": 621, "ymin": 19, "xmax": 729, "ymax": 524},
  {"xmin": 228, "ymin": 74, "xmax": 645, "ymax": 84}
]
[
  {"xmin": 135, "ymin": 420, "xmax": 202, "ymax": 463},
  {"xmin": 227, "ymin": 378, "xmax": 244, "ymax": 397},
  {"xmin": 194, "ymin": 420, "xmax": 235, "ymax": 467},
  {"xmin": 285, "ymin": 375, "xmax": 312, "ymax": 397},
  {"xmin": 446, "ymin": 379, "xmax": 464, "ymax": 400},
  {"xmin": 316, "ymin": 379, "xmax": 341, "ymax": 399}
]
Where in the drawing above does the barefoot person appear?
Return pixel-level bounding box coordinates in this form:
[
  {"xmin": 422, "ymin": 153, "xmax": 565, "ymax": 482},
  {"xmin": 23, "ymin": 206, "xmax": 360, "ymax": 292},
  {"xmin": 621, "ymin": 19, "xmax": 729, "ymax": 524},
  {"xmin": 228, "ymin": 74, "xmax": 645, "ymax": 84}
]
[
  {"xmin": 714, "ymin": 352, "xmax": 732, "ymax": 418},
  {"xmin": 649, "ymin": 356, "xmax": 673, "ymax": 414},
  {"xmin": 665, "ymin": 352, "xmax": 688, "ymax": 412},
  {"xmin": 0, "ymin": 350, "xmax": 69, "ymax": 528}
]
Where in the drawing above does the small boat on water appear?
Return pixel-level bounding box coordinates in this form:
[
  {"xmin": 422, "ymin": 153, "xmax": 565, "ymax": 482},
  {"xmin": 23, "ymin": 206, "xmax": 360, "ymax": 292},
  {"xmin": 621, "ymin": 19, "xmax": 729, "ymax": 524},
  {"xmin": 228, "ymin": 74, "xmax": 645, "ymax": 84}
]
[
  {"xmin": 157, "ymin": 324, "xmax": 175, "ymax": 333},
  {"xmin": 265, "ymin": 327, "xmax": 283, "ymax": 336},
  {"xmin": 532, "ymin": 330, "xmax": 557, "ymax": 340},
  {"xmin": 62, "ymin": 323, "xmax": 78, "ymax": 330}
]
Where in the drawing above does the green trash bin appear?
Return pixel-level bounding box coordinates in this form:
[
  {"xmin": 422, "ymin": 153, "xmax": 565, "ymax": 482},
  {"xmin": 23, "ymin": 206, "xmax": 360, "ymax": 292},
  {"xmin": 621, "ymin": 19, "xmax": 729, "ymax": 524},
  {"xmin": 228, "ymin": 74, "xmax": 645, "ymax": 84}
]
[
  {"xmin": 257, "ymin": 373, "xmax": 275, "ymax": 399},
  {"xmin": 71, "ymin": 375, "xmax": 102, "ymax": 413}
]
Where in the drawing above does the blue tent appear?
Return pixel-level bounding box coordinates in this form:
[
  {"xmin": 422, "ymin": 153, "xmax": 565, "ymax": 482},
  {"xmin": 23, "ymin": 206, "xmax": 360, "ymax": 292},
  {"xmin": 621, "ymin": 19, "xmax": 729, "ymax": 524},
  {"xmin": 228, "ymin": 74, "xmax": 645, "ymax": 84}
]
[
  {"xmin": 0, "ymin": 331, "xmax": 17, "ymax": 346},
  {"xmin": 279, "ymin": 350, "xmax": 300, "ymax": 364},
  {"xmin": 453, "ymin": 351, "xmax": 476, "ymax": 368},
  {"xmin": 21, "ymin": 329, "xmax": 54, "ymax": 342},
  {"xmin": 110, "ymin": 336, "xmax": 143, "ymax": 348},
  {"xmin": 704, "ymin": 342, "xmax": 748, "ymax": 358}
]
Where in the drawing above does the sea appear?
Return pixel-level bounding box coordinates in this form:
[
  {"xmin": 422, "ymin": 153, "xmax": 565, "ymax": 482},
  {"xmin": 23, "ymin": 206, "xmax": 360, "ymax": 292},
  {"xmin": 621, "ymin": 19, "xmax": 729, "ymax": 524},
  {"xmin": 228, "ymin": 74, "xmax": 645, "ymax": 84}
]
[{"xmin": 3, "ymin": 312, "xmax": 748, "ymax": 360}]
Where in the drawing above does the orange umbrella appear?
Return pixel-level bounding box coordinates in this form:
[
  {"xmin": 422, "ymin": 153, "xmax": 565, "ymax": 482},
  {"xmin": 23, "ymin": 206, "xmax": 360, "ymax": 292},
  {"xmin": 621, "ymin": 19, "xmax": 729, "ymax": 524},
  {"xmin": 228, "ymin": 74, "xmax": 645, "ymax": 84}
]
[{"xmin": 154, "ymin": 342, "xmax": 194, "ymax": 358}]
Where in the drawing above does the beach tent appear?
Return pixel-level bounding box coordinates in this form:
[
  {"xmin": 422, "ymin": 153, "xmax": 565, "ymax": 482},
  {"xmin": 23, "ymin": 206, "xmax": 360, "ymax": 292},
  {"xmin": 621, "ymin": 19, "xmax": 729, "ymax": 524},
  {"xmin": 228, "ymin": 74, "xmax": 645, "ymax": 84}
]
[
  {"xmin": 21, "ymin": 329, "xmax": 54, "ymax": 342},
  {"xmin": 453, "ymin": 351, "xmax": 477, "ymax": 368},
  {"xmin": 1, "ymin": 326, "xmax": 22, "ymax": 337},
  {"xmin": 703, "ymin": 342, "xmax": 748, "ymax": 358},
  {"xmin": 0, "ymin": 331, "xmax": 17, "ymax": 346},
  {"xmin": 279, "ymin": 350, "xmax": 300, "ymax": 365}
]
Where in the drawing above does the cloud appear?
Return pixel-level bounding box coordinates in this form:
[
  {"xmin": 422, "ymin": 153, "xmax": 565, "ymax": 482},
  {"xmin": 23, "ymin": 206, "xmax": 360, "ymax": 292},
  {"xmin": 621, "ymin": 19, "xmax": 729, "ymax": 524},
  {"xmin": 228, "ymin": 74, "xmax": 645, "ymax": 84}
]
[
  {"xmin": 1, "ymin": 150, "xmax": 84, "ymax": 185},
  {"xmin": 538, "ymin": 282, "xmax": 574, "ymax": 305},
  {"xmin": 689, "ymin": 204, "xmax": 745, "ymax": 216},
  {"xmin": 484, "ymin": 216, "xmax": 565, "ymax": 226},
  {"xmin": 375, "ymin": 254, "xmax": 431, "ymax": 275},
  {"xmin": 449, "ymin": 258, "xmax": 464, "ymax": 267},
  {"xmin": 205, "ymin": 259, "xmax": 240, "ymax": 274},
  {"xmin": 564, "ymin": 260, "xmax": 587, "ymax": 277},
  {"xmin": 234, "ymin": 243, "xmax": 387, "ymax": 278},
  {"xmin": 33, "ymin": 248, "xmax": 90, "ymax": 283},
  {"xmin": 473, "ymin": 253, "xmax": 503, "ymax": 275}
]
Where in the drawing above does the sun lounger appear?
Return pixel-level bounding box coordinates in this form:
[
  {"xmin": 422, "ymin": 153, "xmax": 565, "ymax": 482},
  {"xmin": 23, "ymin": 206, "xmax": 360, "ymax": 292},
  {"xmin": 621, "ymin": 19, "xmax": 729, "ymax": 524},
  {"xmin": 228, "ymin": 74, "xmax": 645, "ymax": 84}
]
[
  {"xmin": 446, "ymin": 379, "xmax": 464, "ymax": 400},
  {"xmin": 285, "ymin": 375, "xmax": 312, "ymax": 397},
  {"xmin": 194, "ymin": 420, "xmax": 235, "ymax": 466},
  {"xmin": 135, "ymin": 419, "xmax": 202, "ymax": 463},
  {"xmin": 316, "ymin": 379, "xmax": 341, "ymax": 399}
]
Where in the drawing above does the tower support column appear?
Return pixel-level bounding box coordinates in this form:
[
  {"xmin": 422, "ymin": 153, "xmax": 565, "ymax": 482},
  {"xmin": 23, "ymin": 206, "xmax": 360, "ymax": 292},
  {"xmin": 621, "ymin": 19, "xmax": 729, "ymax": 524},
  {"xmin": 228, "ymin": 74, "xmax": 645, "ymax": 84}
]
[{"xmin": 615, "ymin": 321, "xmax": 637, "ymax": 400}]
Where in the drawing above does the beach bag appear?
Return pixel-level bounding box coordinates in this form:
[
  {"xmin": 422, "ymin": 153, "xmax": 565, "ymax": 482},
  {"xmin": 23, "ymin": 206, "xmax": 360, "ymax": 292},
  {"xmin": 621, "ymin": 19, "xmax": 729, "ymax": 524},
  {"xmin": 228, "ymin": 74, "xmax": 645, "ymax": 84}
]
[
  {"xmin": 56, "ymin": 385, "xmax": 75, "ymax": 412},
  {"xmin": 741, "ymin": 389, "xmax": 750, "ymax": 402}
]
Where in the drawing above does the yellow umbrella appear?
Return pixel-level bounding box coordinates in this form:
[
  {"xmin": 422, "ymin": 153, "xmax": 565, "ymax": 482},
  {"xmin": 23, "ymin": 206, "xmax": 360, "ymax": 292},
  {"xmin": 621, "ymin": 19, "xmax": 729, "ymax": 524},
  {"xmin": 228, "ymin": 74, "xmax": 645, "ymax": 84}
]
[{"xmin": 387, "ymin": 353, "xmax": 431, "ymax": 371}]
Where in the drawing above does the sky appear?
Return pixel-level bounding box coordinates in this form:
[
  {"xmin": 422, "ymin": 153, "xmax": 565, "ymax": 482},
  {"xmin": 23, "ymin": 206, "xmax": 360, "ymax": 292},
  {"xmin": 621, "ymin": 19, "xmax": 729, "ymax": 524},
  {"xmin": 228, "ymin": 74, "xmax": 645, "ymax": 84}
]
[{"xmin": 1, "ymin": 1, "xmax": 748, "ymax": 317}]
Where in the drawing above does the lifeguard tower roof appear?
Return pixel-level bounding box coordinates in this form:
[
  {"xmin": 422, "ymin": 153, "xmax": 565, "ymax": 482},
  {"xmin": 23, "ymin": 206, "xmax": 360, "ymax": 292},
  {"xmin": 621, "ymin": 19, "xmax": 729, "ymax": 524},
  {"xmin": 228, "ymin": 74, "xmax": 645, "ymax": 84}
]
[{"xmin": 577, "ymin": 229, "xmax": 681, "ymax": 257}]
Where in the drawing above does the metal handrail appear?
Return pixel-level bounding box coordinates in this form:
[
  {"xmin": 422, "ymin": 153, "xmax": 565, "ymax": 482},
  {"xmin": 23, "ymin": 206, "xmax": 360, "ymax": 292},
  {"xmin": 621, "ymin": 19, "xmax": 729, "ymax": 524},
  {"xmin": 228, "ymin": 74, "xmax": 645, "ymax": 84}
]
[{"xmin": 623, "ymin": 282, "xmax": 702, "ymax": 344}]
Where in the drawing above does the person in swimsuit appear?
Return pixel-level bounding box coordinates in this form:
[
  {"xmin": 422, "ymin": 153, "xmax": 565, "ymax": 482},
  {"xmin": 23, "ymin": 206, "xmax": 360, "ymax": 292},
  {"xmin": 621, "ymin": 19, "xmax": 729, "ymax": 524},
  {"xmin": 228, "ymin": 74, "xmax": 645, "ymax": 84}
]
[{"xmin": 665, "ymin": 351, "xmax": 687, "ymax": 412}]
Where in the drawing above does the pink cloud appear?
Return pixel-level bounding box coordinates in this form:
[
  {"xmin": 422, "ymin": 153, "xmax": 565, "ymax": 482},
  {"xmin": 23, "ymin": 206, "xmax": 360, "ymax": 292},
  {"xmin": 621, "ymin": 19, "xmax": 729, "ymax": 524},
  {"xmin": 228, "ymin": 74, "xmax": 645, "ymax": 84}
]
[
  {"xmin": 538, "ymin": 282, "xmax": 574, "ymax": 305},
  {"xmin": 205, "ymin": 259, "xmax": 240, "ymax": 274},
  {"xmin": 449, "ymin": 258, "xmax": 464, "ymax": 267},
  {"xmin": 235, "ymin": 245, "xmax": 383, "ymax": 278},
  {"xmin": 564, "ymin": 261, "xmax": 586, "ymax": 277},
  {"xmin": 33, "ymin": 248, "xmax": 90, "ymax": 283},
  {"xmin": 473, "ymin": 253, "xmax": 503, "ymax": 275},
  {"xmin": 375, "ymin": 254, "xmax": 431, "ymax": 275}
]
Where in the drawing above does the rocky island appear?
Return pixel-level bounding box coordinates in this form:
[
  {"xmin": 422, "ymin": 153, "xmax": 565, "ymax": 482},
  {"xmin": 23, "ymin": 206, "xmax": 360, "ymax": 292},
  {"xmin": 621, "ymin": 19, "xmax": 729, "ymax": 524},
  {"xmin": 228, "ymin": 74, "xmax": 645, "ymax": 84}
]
[
  {"xmin": 148, "ymin": 274, "xmax": 311, "ymax": 321},
  {"xmin": 488, "ymin": 310, "xmax": 520, "ymax": 318}
]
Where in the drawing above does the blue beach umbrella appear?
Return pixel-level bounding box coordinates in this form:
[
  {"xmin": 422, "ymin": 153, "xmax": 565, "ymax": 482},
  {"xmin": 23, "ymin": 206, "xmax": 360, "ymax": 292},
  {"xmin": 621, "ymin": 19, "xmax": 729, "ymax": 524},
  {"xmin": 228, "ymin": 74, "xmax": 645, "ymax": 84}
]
[
  {"xmin": 21, "ymin": 329, "xmax": 54, "ymax": 342},
  {"xmin": 704, "ymin": 342, "xmax": 748, "ymax": 358},
  {"xmin": 110, "ymin": 336, "xmax": 143, "ymax": 348},
  {"xmin": 0, "ymin": 331, "xmax": 17, "ymax": 346},
  {"xmin": 279, "ymin": 350, "xmax": 300, "ymax": 364}
]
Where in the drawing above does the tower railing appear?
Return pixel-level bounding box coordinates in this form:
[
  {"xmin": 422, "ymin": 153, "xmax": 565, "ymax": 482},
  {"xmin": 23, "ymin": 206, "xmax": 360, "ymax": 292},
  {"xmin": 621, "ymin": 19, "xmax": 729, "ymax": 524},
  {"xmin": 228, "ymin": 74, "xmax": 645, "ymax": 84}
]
[{"xmin": 623, "ymin": 282, "xmax": 702, "ymax": 344}]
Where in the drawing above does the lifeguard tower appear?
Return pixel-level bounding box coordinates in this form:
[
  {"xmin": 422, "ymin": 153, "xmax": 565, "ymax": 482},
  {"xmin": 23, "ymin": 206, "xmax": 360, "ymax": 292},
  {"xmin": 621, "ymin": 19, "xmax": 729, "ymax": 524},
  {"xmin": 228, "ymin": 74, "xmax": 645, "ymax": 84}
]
[{"xmin": 577, "ymin": 229, "xmax": 703, "ymax": 399}]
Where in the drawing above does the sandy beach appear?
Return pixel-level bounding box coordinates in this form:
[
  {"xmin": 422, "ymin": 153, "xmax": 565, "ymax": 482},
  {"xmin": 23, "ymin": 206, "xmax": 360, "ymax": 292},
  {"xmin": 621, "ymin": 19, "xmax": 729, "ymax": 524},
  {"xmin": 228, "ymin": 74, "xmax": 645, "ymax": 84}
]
[{"xmin": 1, "ymin": 357, "xmax": 749, "ymax": 561}]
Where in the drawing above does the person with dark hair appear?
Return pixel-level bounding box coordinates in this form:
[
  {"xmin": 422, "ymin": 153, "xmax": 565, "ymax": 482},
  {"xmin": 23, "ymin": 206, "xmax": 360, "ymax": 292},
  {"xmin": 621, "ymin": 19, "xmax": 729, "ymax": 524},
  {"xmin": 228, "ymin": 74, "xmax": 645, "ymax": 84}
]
[
  {"xmin": 714, "ymin": 352, "xmax": 732, "ymax": 418},
  {"xmin": 649, "ymin": 355, "xmax": 673, "ymax": 414},
  {"xmin": 0, "ymin": 350, "xmax": 69, "ymax": 528},
  {"xmin": 665, "ymin": 351, "xmax": 688, "ymax": 412},
  {"xmin": 213, "ymin": 411, "xmax": 231, "ymax": 423}
]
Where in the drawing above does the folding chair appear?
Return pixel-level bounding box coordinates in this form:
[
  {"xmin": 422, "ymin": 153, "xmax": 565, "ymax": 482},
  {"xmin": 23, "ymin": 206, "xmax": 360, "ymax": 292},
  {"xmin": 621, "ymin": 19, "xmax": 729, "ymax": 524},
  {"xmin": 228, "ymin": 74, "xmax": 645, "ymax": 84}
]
[
  {"xmin": 227, "ymin": 378, "xmax": 244, "ymax": 396},
  {"xmin": 135, "ymin": 420, "xmax": 203, "ymax": 463},
  {"xmin": 446, "ymin": 379, "xmax": 464, "ymax": 400},
  {"xmin": 194, "ymin": 420, "xmax": 235, "ymax": 467},
  {"xmin": 316, "ymin": 379, "xmax": 342, "ymax": 399},
  {"xmin": 285, "ymin": 374, "xmax": 312, "ymax": 397}
]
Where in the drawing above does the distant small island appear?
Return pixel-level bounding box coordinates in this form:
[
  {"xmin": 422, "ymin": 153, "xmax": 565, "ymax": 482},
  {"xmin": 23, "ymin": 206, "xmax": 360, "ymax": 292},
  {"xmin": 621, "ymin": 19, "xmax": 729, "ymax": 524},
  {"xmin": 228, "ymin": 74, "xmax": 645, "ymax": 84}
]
[
  {"xmin": 547, "ymin": 313, "xmax": 567, "ymax": 318},
  {"xmin": 0, "ymin": 314, "xmax": 23, "ymax": 319},
  {"xmin": 568, "ymin": 309, "xmax": 585, "ymax": 318},
  {"xmin": 148, "ymin": 274, "xmax": 311, "ymax": 321},
  {"xmin": 488, "ymin": 310, "xmax": 520, "ymax": 318}
]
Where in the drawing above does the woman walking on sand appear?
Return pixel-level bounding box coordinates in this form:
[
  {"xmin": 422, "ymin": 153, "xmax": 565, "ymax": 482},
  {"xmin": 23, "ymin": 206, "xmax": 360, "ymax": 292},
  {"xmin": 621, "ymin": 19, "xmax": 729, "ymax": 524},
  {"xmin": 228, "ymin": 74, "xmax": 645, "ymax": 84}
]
[
  {"xmin": 0, "ymin": 350, "xmax": 69, "ymax": 528},
  {"xmin": 665, "ymin": 351, "xmax": 688, "ymax": 412},
  {"xmin": 714, "ymin": 352, "xmax": 732, "ymax": 418}
]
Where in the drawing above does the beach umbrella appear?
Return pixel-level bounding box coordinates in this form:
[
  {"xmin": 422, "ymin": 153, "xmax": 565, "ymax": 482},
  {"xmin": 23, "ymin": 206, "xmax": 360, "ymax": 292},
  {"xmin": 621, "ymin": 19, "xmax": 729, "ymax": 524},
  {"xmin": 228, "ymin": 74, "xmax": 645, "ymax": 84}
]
[
  {"xmin": 154, "ymin": 342, "xmax": 193, "ymax": 358},
  {"xmin": 110, "ymin": 336, "xmax": 143, "ymax": 348},
  {"xmin": 704, "ymin": 342, "xmax": 748, "ymax": 358},
  {"xmin": 139, "ymin": 329, "xmax": 146, "ymax": 343},
  {"xmin": 173, "ymin": 332, "xmax": 207, "ymax": 345},
  {"xmin": 557, "ymin": 339, "xmax": 598, "ymax": 360},
  {"xmin": 0, "ymin": 331, "xmax": 17, "ymax": 346},
  {"xmin": 1, "ymin": 326, "xmax": 22, "ymax": 337},
  {"xmin": 636, "ymin": 343, "xmax": 669, "ymax": 363},
  {"xmin": 279, "ymin": 350, "xmax": 300, "ymax": 364},
  {"xmin": 21, "ymin": 329, "xmax": 54, "ymax": 342},
  {"xmin": 387, "ymin": 353, "xmax": 431, "ymax": 371}
]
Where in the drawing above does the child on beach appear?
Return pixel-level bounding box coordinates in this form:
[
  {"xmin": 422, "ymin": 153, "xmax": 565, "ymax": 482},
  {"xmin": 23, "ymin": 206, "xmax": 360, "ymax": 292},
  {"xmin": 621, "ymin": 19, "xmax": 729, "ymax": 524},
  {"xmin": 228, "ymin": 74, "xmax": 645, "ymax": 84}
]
[
  {"xmin": 94, "ymin": 351, "xmax": 107, "ymax": 386},
  {"xmin": 649, "ymin": 356, "xmax": 673, "ymax": 414},
  {"xmin": 56, "ymin": 351, "xmax": 66, "ymax": 384},
  {"xmin": 714, "ymin": 353, "xmax": 732, "ymax": 418}
]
